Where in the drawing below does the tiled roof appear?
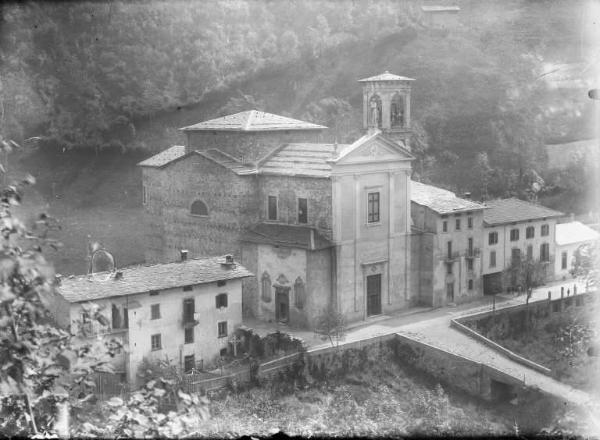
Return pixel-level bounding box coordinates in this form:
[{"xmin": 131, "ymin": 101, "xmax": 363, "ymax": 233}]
[
  {"xmin": 180, "ymin": 110, "xmax": 326, "ymax": 132},
  {"xmin": 358, "ymin": 71, "xmax": 415, "ymax": 82},
  {"xmin": 199, "ymin": 149, "xmax": 257, "ymax": 175},
  {"xmin": 241, "ymin": 223, "xmax": 333, "ymax": 250},
  {"xmin": 483, "ymin": 198, "xmax": 564, "ymax": 226},
  {"xmin": 137, "ymin": 145, "xmax": 186, "ymax": 168},
  {"xmin": 57, "ymin": 256, "xmax": 254, "ymax": 303},
  {"xmin": 555, "ymin": 221, "xmax": 600, "ymax": 246},
  {"xmin": 410, "ymin": 181, "xmax": 486, "ymax": 214},
  {"xmin": 258, "ymin": 143, "xmax": 345, "ymax": 178}
]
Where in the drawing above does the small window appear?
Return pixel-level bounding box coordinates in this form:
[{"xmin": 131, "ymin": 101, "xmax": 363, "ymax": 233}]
[
  {"xmin": 294, "ymin": 277, "xmax": 306, "ymax": 310},
  {"xmin": 261, "ymin": 271, "xmax": 272, "ymax": 303},
  {"xmin": 367, "ymin": 192, "xmax": 380, "ymax": 223},
  {"xmin": 112, "ymin": 304, "xmax": 121, "ymax": 329},
  {"xmin": 447, "ymin": 241, "xmax": 452, "ymax": 259},
  {"xmin": 142, "ymin": 185, "xmax": 147, "ymax": 205},
  {"xmin": 526, "ymin": 226, "xmax": 535, "ymax": 239},
  {"xmin": 151, "ymin": 304, "xmax": 161, "ymax": 320},
  {"xmin": 298, "ymin": 198, "xmax": 308, "ymax": 224},
  {"xmin": 511, "ymin": 248, "xmax": 521, "ymax": 263},
  {"xmin": 468, "ymin": 279, "xmax": 473, "ymax": 290},
  {"xmin": 467, "ymin": 217, "xmax": 473, "ymax": 229},
  {"xmin": 216, "ymin": 293, "xmax": 228, "ymax": 309},
  {"xmin": 561, "ymin": 251, "xmax": 568, "ymax": 270},
  {"xmin": 268, "ymin": 195, "xmax": 278, "ymax": 221},
  {"xmin": 191, "ymin": 200, "xmax": 208, "ymax": 216},
  {"xmin": 455, "ymin": 218, "xmax": 461, "ymax": 231},
  {"xmin": 218, "ymin": 321, "xmax": 228, "ymax": 338},
  {"xmin": 220, "ymin": 347, "xmax": 228, "ymax": 357},
  {"xmin": 540, "ymin": 243, "xmax": 550, "ymax": 262},
  {"xmin": 488, "ymin": 232, "xmax": 498, "ymax": 245},
  {"xmin": 541, "ymin": 224, "xmax": 549, "ymax": 236},
  {"xmin": 183, "ymin": 285, "xmax": 193, "ymax": 292},
  {"xmin": 442, "ymin": 221, "xmax": 448, "ymax": 232},
  {"xmin": 467, "ymin": 258, "xmax": 473, "ymax": 271},
  {"xmin": 184, "ymin": 327, "xmax": 194, "ymax": 344},
  {"xmin": 467, "ymin": 237, "xmax": 473, "ymax": 254},
  {"xmin": 510, "ymin": 229, "xmax": 519, "ymax": 241},
  {"xmin": 183, "ymin": 355, "xmax": 195, "ymax": 373},
  {"xmin": 217, "ymin": 280, "xmax": 227, "ymax": 287},
  {"xmin": 490, "ymin": 251, "xmax": 496, "ymax": 268},
  {"xmin": 183, "ymin": 298, "xmax": 195, "ymax": 323},
  {"xmin": 151, "ymin": 334, "xmax": 162, "ymax": 351},
  {"xmin": 527, "ymin": 245, "xmax": 533, "ymax": 260},
  {"xmin": 446, "ymin": 263, "xmax": 452, "ymax": 275},
  {"xmin": 149, "ymin": 290, "xmax": 159, "ymax": 296}
]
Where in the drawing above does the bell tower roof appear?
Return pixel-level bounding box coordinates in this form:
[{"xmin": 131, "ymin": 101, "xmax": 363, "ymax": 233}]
[{"xmin": 358, "ymin": 71, "xmax": 415, "ymax": 82}]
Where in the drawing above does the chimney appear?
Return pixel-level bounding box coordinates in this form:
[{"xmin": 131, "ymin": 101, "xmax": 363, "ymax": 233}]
[
  {"xmin": 462, "ymin": 192, "xmax": 472, "ymax": 200},
  {"xmin": 114, "ymin": 271, "xmax": 123, "ymax": 280},
  {"xmin": 180, "ymin": 249, "xmax": 188, "ymax": 261},
  {"xmin": 225, "ymin": 254, "xmax": 234, "ymax": 264}
]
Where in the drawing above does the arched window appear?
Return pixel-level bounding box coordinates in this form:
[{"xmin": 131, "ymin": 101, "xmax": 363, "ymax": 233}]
[
  {"xmin": 191, "ymin": 200, "xmax": 208, "ymax": 216},
  {"xmin": 391, "ymin": 93, "xmax": 404, "ymax": 127},
  {"xmin": 261, "ymin": 271, "xmax": 272, "ymax": 303},
  {"xmin": 369, "ymin": 94, "xmax": 382, "ymax": 128},
  {"xmin": 294, "ymin": 277, "xmax": 306, "ymax": 310}
]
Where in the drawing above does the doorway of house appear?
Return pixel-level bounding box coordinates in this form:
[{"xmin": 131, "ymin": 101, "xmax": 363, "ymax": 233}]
[
  {"xmin": 366, "ymin": 274, "xmax": 382, "ymax": 316},
  {"xmin": 446, "ymin": 282, "xmax": 454, "ymax": 302},
  {"xmin": 275, "ymin": 288, "xmax": 289, "ymax": 323}
]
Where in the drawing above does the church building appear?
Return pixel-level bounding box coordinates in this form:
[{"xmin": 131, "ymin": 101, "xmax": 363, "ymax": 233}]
[{"xmin": 139, "ymin": 72, "xmax": 479, "ymax": 328}]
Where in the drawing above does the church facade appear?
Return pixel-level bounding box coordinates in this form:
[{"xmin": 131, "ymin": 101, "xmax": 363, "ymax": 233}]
[{"xmin": 139, "ymin": 72, "xmax": 482, "ymax": 328}]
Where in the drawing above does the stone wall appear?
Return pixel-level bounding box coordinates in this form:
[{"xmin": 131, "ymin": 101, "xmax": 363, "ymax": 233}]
[
  {"xmin": 186, "ymin": 130, "xmax": 324, "ymax": 162},
  {"xmin": 258, "ymin": 175, "xmax": 332, "ymax": 235},
  {"xmin": 143, "ymin": 154, "xmax": 259, "ymax": 263}
]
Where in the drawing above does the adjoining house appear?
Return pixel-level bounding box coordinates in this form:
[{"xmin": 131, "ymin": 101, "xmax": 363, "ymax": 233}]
[
  {"xmin": 481, "ymin": 198, "xmax": 564, "ymax": 295},
  {"xmin": 410, "ymin": 181, "xmax": 487, "ymax": 306},
  {"xmin": 554, "ymin": 221, "xmax": 600, "ymax": 281},
  {"xmin": 47, "ymin": 254, "xmax": 253, "ymax": 384}
]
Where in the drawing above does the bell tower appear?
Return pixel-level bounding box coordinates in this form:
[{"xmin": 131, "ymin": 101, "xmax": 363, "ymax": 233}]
[{"xmin": 358, "ymin": 71, "xmax": 414, "ymax": 149}]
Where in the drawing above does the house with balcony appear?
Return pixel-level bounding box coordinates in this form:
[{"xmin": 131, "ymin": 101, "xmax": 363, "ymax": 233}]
[
  {"xmin": 48, "ymin": 254, "xmax": 253, "ymax": 384},
  {"xmin": 410, "ymin": 181, "xmax": 486, "ymax": 306},
  {"xmin": 481, "ymin": 198, "xmax": 564, "ymax": 294}
]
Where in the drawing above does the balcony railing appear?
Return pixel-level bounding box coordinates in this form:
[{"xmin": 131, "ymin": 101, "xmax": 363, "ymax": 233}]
[
  {"xmin": 444, "ymin": 251, "xmax": 461, "ymax": 262},
  {"xmin": 465, "ymin": 248, "xmax": 481, "ymax": 259}
]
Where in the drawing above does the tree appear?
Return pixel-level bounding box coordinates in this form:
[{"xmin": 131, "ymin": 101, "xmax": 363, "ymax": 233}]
[
  {"xmin": 502, "ymin": 257, "xmax": 548, "ymax": 304},
  {"xmin": 314, "ymin": 307, "xmax": 346, "ymax": 347},
  {"xmin": 571, "ymin": 242, "xmax": 600, "ymax": 290}
]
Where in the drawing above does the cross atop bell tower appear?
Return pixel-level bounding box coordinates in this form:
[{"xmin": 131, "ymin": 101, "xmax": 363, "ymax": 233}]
[{"xmin": 358, "ymin": 71, "xmax": 414, "ymax": 149}]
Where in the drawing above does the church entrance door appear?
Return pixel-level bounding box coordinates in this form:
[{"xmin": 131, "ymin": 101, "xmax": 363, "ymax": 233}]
[
  {"xmin": 366, "ymin": 274, "xmax": 382, "ymax": 316},
  {"xmin": 275, "ymin": 288, "xmax": 289, "ymax": 323}
]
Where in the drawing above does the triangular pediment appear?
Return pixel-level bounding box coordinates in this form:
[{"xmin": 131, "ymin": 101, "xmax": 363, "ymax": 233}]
[{"xmin": 331, "ymin": 132, "xmax": 414, "ymax": 165}]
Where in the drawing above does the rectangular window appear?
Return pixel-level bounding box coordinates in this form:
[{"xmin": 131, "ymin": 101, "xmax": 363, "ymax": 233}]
[
  {"xmin": 540, "ymin": 243, "xmax": 550, "ymax": 262},
  {"xmin": 442, "ymin": 221, "xmax": 448, "ymax": 232},
  {"xmin": 526, "ymin": 226, "xmax": 534, "ymax": 239},
  {"xmin": 511, "ymin": 248, "xmax": 521, "ymax": 263},
  {"xmin": 467, "ymin": 237, "xmax": 473, "ymax": 254},
  {"xmin": 527, "ymin": 245, "xmax": 533, "ymax": 260},
  {"xmin": 561, "ymin": 251, "xmax": 568, "ymax": 270},
  {"xmin": 446, "ymin": 263, "xmax": 452, "ymax": 275},
  {"xmin": 215, "ymin": 293, "xmax": 228, "ymax": 308},
  {"xmin": 297, "ymin": 198, "xmax": 308, "ymax": 224},
  {"xmin": 142, "ymin": 185, "xmax": 147, "ymax": 205},
  {"xmin": 217, "ymin": 280, "xmax": 227, "ymax": 287},
  {"xmin": 467, "ymin": 258, "xmax": 473, "ymax": 271},
  {"xmin": 510, "ymin": 229, "xmax": 519, "ymax": 241},
  {"xmin": 183, "ymin": 298, "xmax": 195, "ymax": 323},
  {"xmin": 183, "ymin": 285, "xmax": 193, "ymax": 292},
  {"xmin": 268, "ymin": 195, "xmax": 278, "ymax": 220},
  {"xmin": 183, "ymin": 355, "xmax": 195, "ymax": 373},
  {"xmin": 184, "ymin": 327, "xmax": 194, "ymax": 344},
  {"xmin": 455, "ymin": 218, "xmax": 461, "ymax": 230},
  {"xmin": 123, "ymin": 308, "xmax": 129, "ymax": 329},
  {"xmin": 468, "ymin": 279, "xmax": 473, "ymax": 290},
  {"xmin": 447, "ymin": 241, "xmax": 452, "ymax": 259},
  {"xmin": 467, "ymin": 217, "xmax": 473, "ymax": 229},
  {"xmin": 151, "ymin": 334, "xmax": 161, "ymax": 351},
  {"xmin": 490, "ymin": 251, "xmax": 496, "ymax": 268},
  {"xmin": 488, "ymin": 232, "xmax": 498, "ymax": 245},
  {"xmin": 367, "ymin": 192, "xmax": 380, "ymax": 223},
  {"xmin": 218, "ymin": 321, "xmax": 228, "ymax": 338},
  {"xmin": 541, "ymin": 224, "xmax": 549, "ymax": 236},
  {"xmin": 151, "ymin": 304, "xmax": 160, "ymax": 320},
  {"xmin": 149, "ymin": 290, "xmax": 159, "ymax": 296}
]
